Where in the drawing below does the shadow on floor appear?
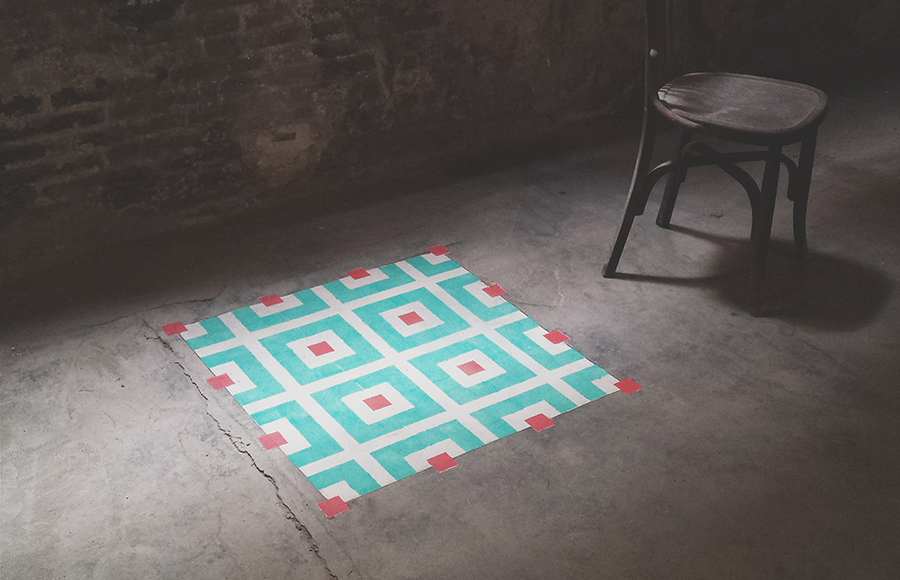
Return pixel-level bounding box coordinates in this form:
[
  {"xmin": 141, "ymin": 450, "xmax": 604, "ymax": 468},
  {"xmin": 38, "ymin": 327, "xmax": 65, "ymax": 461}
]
[{"xmin": 612, "ymin": 226, "xmax": 894, "ymax": 331}]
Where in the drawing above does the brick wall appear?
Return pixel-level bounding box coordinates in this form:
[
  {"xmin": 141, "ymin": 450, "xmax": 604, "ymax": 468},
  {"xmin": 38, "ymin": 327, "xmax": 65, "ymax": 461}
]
[{"xmin": 1, "ymin": 0, "xmax": 897, "ymax": 238}]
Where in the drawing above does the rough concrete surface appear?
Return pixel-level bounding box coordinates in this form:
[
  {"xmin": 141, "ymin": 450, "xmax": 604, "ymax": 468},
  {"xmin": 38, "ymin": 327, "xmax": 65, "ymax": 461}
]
[{"xmin": 3, "ymin": 74, "xmax": 900, "ymax": 579}]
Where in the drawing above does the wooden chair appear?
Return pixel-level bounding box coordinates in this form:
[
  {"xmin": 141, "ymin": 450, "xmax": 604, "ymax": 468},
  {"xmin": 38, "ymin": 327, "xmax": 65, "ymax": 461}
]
[{"xmin": 602, "ymin": 0, "xmax": 828, "ymax": 310}]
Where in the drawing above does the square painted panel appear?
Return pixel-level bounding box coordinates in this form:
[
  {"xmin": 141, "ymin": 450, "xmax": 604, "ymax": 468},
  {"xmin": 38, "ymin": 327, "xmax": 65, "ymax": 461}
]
[{"xmin": 176, "ymin": 250, "xmax": 624, "ymax": 503}]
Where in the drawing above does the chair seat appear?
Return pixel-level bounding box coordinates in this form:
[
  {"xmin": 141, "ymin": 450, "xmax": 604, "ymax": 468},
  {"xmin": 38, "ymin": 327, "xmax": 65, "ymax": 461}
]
[{"xmin": 658, "ymin": 72, "xmax": 827, "ymax": 142}]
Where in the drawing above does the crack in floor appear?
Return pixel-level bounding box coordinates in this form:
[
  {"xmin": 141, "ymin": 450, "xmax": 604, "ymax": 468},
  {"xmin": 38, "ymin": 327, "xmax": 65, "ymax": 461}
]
[
  {"xmin": 149, "ymin": 322, "xmax": 342, "ymax": 579},
  {"xmin": 175, "ymin": 359, "xmax": 341, "ymax": 580}
]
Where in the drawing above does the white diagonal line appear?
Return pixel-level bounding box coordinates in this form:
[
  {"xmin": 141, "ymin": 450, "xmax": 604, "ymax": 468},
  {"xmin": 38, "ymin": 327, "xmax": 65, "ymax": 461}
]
[
  {"xmin": 462, "ymin": 358, "xmax": 594, "ymax": 413},
  {"xmin": 240, "ymin": 311, "xmax": 525, "ymax": 415},
  {"xmin": 315, "ymin": 284, "xmax": 500, "ymax": 445},
  {"xmin": 484, "ymin": 328, "xmax": 591, "ymax": 406},
  {"xmin": 240, "ymin": 357, "xmax": 394, "ymax": 415},
  {"xmin": 395, "ymin": 260, "xmax": 593, "ymax": 407},
  {"xmin": 195, "ymin": 267, "xmax": 469, "ymax": 358},
  {"xmin": 217, "ymin": 312, "xmax": 396, "ymax": 487},
  {"xmin": 299, "ymin": 357, "xmax": 594, "ymax": 477}
]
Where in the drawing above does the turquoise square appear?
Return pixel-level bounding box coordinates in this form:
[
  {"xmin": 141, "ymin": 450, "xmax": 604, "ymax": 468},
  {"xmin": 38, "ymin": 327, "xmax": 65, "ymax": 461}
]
[
  {"xmin": 251, "ymin": 401, "xmax": 344, "ymax": 469},
  {"xmin": 352, "ymin": 287, "xmax": 471, "ymax": 352},
  {"xmin": 232, "ymin": 288, "xmax": 329, "ymax": 332},
  {"xmin": 323, "ymin": 263, "xmax": 415, "ymax": 303},
  {"xmin": 409, "ymin": 334, "xmax": 537, "ymax": 404},
  {"xmin": 312, "ymin": 366, "xmax": 445, "ymax": 442},
  {"xmin": 495, "ymin": 317, "xmax": 583, "ymax": 371},
  {"xmin": 201, "ymin": 345, "xmax": 286, "ymax": 406},
  {"xmin": 405, "ymin": 255, "xmax": 464, "ymax": 277},
  {"xmin": 471, "ymin": 383, "xmax": 578, "ymax": 438},
  {"xmin": 259, "ymin": 315, "xmax": 383, "ymax": 384},
  {"xmin": 185, "ymin": 317, "xmax": 235, "ymax": 350},
  {"xmin": 371, "ymin": 420, "xmax": 485, "ymax": 480},
  {"xmin": 438, "ymin": 272, "xmax": 518, "ymax": 322}
]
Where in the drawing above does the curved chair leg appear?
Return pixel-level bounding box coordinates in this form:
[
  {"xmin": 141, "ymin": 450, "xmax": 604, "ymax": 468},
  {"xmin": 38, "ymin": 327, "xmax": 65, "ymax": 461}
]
[
  {"xmin": 656, "ymin": 129, "xmax": 693, "ymax": 228},
  {"xmin": 603, "ymin": 111, "xmax": 658, "ymax": 278},
  {"xmin": 749, "ymin": 145, "xmax": 782, "ymax": 310},
  {"xmin": 793, "ymin": 128, "xmax": 817, "ymax": 258}
]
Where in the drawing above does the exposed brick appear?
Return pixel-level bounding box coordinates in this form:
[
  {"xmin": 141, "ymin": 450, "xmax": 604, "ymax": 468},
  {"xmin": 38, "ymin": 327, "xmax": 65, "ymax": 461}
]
[
  {"xmin": 106, "ymin": 77, "xmax": 162, "ymax": 99},
  {"xmin": 310, "ymin": 17, "xmax": 343, "ymax": 39},
  {"xmin": 187, "ymin": 101, "xmax": 225, "ymax": 125},
  {"xmin": 121, "ymin": 113, "xmax": 187, "ymax": 136},
  {"xmin": 322, "ymin": 52, "xmax": 377, "ymax": 79},
  {"xmin": 187, "ymin": 9, "xmax": 241, "ymax": 38},
  {"xmin": 107, "ymin": 0, "xmax": 183, "ymax": 30},
  {"xmin": 162, "ymin": 131, "xmax": 241, "ymax": 169},
  {"xmin": 243, "ymin": 4, "xmax": 295, "ymax": 30},
  {"xmin": 227, "ymin": 53, "xmax": 267, "ymax": 74},
  {"xmin": 0, "ymin": 143, "xmax": 47, "ymax": 167},
  {"xmin": 202, "ymin": 34, "xmax": 244, "ymax": 60},
  {"xmin": 57, "ymin": 155, "xmax": 104, "ymax": 175},
  {"xmin": 0, "ymin": 109, "xmax": 104, "ymax": 141},
  {"xmin": 170, "ymin": 61, "xmax": 224, "ymax": 86},
  {"xmin": 366, "ymin": 12, "xmax": 443, "ymax": 37},
  {"xmin": 188, "ymin": 0, "xmax": 252, "ymax": 15},
  {"xmin": 140, "ymin": 32, "xmax": 206, "ymax": 60},
  {"xmin": 218, "ymin": 72, "xmax": 258, "ymax": 99},
  {"xmin": 111, "ymin": 90, "xmax": 196, "ymax": 121},
  {"xmin": 2, "ymin": 95, "xmax": 42, "ymax": 117},
  {"xmin": 1, "ymin": 152, "xmax": 103, "ymax": 189},
  {"xmin": 51, "ymin": 87, "xmax": 106, "ymax": 109},
  {"xmin": 1, "ymin": 161, "xmax": 57, "ymax": 190},
  {"xmin": 201, "ymin": 48, "xmax": 265, "ymax": 74},
  {"xmin": 265, "ymin": 43, "xmax": 320, "ymax": 69},
  {"xmin": 241, "ymin": 25, "xmax": 305, "ymax": 50},
  {"xmin": 106, "ymin": 129, "xmax": 205, "ymax": 165},
  {"xmin": 39, "ymin": 173, "xmax": 104, "ymax": 205},
  {"xmin": 312, "ymin": 35, "xmax": 358, "ymax": 59},
  {"xmin": 75, "ymin": 131, "xmax": 112, "ymax": 147}
]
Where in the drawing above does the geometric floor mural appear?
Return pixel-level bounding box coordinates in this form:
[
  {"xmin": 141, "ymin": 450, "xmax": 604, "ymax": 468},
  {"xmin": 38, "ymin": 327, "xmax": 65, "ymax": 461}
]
[{"xmin": 164, "ymin": 245, "xmax": 638, "ymax": 517}]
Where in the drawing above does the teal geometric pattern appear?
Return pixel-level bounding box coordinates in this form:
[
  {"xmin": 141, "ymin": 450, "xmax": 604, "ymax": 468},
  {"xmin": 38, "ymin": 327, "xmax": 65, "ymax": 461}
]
[{"xmin": 179, "ymin": 249, "xmax": 622, "ymax": 502}]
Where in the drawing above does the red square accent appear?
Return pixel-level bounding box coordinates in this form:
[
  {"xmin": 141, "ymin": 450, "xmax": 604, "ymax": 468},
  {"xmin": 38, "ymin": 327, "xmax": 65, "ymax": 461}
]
[
  {"xmin": 207, "ymin": 374, "xmax": 234, "ymax": 390},
  {"xmin": 615, "ymin": 378, "xmax": 643, "ymax": 394},
  {"xmin": 483, "ymin": 284, "xmax": 506, "ymax": 298},
  {"xmin": 398, "ymin": 311, "xmax": 424, "ymax": 326},
  {"xmin": 259, "ymin": 294, "xmax": 284, "ymax": 307},
  {"xmin": 308, "ymin": 341, "xmax": 335, "ymax": 357},
  {"xmin": 544, "ymin": 330, "xmax": 570, "ymax": 344},
  {"xmin": 427, "ymin": 452, "xmax": 458, "ymax": 473},
  {"xmin": 347, "ymin": 268, "xmax": 370, "ymax": 280},
  {"xmin": 318, "ymin": 496, "xmax": 350, "ymax": 519},
  {"xmin": 259, "ymin": 431, "xmax": 288, "ymax": 450},
  {"xmin": 364, "ymin": 394, "xmax": 392, "ymax": 411},
  {"xmin": 525, "ymin": 413, "xmax": 555, "ymax": 432},
  {"xmin": 428, "ymin": 244, "xmax": 450, "ymax": 256},
  {"xmin": 162, "ymin": 322, "xmax": 187, "ymax": 336},
  {"xmin": 458, "ymin": 361, "xmax": 485, "ymax": 376}
]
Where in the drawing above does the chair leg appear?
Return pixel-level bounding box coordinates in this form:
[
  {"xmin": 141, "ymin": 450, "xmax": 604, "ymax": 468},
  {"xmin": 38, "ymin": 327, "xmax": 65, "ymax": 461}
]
[
  {"xmin": 792, "ymin": 128, "xmax": 817, "ymax": 257},
  {"xmin": 603, "ymin": 111, "xmax": 658, "ymax": 278},
  {"xmin": 749, "ymin": 145, "xmax": 782, "ymax": 309},
  {"xmin": 656, "ymin": 129, "xmax": 692, "ymax": 228}
]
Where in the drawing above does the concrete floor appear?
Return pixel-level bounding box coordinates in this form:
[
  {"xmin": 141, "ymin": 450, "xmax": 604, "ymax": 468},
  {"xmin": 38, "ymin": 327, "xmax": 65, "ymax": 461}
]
[{"xmin": 2, "ymin": 73, "xmax": 899, "ymax": 580}]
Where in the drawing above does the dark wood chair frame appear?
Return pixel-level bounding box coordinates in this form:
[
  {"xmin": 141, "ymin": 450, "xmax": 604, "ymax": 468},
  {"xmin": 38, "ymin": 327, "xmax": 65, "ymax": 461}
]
[{"xmin": 602, "ymin": 0, "xmax": 828, "ymax": 308}]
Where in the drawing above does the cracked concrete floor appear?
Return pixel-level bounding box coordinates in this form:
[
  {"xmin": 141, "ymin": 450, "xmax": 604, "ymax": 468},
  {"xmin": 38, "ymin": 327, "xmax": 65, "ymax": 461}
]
[{"xmin": 3, "ymin": 72, "xmax": 900, "ymax": 579}]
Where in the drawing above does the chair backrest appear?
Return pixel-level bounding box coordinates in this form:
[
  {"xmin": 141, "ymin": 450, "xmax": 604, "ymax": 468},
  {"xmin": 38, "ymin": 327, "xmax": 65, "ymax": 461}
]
[{"xmin": 645, "ymin": 0, "xmax": 677, "ymax": 94}]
